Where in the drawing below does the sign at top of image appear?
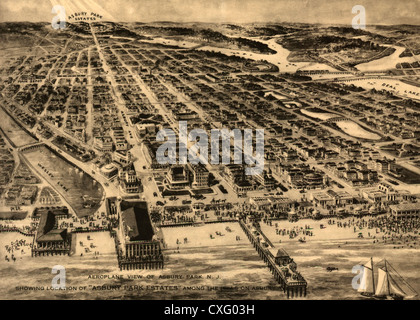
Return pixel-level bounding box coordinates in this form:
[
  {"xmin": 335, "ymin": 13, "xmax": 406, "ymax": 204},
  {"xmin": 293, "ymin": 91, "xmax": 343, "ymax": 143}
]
[
  {"xmin": 52, "ymin": 6, "xmax": 104, "ymax": 30},
  {"xmin": 68, "ymin": 12, "xmax": 103, "ymax": 22}
]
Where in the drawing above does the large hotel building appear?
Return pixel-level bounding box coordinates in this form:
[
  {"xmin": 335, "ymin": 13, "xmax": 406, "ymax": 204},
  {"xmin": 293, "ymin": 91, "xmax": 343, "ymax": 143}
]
[{"xmin": 115, "ymin": 200, "xmax": 164, "ymax": 270}]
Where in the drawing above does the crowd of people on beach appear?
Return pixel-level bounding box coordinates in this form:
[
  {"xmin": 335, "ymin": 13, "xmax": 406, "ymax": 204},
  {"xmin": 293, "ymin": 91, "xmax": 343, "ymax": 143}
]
[
  {"xmin": 272, "ymin": 223, "xmax": 314, "ymax": 239},
  {"xmin": 0, "ymin": 222, "xmax": 36, "ymax": 235},
  {"xmin": 58, "ymin": 213, "xmax": 109, "ymax": 231},
  {"xmin": 3, "ymin": 238, "xmax": 32, "ymax": 262},
  {"xmin": 258, "ymin": 214, "xmax": 419, "ymax": 248},
  {"xmin": 313, "ymin": 216, "xmax": 418, "ymax": 248},
  {"xmin": 351, "ymin": 216, "xmax": 418, "ymax": 248}
]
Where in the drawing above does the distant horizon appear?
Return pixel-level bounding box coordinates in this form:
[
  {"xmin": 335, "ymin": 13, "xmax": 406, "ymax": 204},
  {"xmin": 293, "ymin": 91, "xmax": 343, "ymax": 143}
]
[
  {"xmin": 1, "ymin": 21, "xmax": 419, "ymax": 27},
  {"xmin": 0, "ymin": 0, "xmax": 419, "ymax": 25}
]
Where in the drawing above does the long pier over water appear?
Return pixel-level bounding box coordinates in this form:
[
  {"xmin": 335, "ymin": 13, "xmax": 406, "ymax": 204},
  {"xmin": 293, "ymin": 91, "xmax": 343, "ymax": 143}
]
[{"xmin": 239, "ymin": 220, "xmax": 307, "ymax": 298}]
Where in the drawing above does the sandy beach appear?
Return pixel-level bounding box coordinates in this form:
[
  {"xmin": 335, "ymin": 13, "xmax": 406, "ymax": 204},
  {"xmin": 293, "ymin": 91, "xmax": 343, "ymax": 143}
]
[
  {"xmin": 1, "ymin": 218, "xmax": 419, "ymax": 300},
  {"xmin": 161, "ymin": 222, "xmax": 248, "ymax": 249}
]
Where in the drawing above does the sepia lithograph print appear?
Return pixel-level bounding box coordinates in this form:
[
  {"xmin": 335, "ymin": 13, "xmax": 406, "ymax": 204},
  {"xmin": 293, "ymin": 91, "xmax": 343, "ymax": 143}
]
[{"xmin": 0, "ymin": 0, "xmax": 419, "ymax": 300}]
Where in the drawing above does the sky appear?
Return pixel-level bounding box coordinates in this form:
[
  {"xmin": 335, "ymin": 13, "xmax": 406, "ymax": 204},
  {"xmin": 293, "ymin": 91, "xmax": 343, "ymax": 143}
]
[{"xmin": 0, "ymin": 0, "xmax": 419, "ymax": 25}]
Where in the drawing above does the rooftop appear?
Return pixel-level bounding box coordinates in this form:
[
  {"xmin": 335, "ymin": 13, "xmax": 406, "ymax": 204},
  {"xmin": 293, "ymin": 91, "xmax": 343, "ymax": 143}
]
[
  {"xmin": 121, "ymin": 201, "xmax": 155, "ymax": 242},
  {"xmin": 36, "ymin": 211, "xmax": 67, "ymax": 242},
  {"xmin": 389, "ymin": 203, "xmax": 420, "ymax": 211}
]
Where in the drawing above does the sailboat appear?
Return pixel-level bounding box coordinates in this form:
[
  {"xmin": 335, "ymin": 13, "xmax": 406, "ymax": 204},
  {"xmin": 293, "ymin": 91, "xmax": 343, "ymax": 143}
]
[
  {"xmin": 358, "ymin": 258, "xmax": 376, "ymax": 298},
  {"xmin": 358, "ymin": 258, "xmax": 418, "ymax": 300}
]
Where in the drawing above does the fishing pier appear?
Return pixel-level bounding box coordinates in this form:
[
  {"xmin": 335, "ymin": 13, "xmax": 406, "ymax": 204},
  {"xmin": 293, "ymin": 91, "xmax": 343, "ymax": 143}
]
[{"xmin": 239, "ymin": 219, "xmax": 307, "ymax": 298}]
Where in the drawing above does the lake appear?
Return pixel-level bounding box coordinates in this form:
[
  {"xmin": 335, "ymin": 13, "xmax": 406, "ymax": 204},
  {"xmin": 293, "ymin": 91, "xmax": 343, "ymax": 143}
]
[
  {"xmin": 356, "ymin": 46, "xmax": 420, "ymax": 72},
  {"xmin": 22, "ymin": 146, "xmax": 104, "ymax": 217}
]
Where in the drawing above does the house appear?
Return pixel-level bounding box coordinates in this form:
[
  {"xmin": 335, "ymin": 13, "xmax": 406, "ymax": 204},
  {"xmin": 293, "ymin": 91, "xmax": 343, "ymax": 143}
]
[
  {"xmin": 119, "ymin": 165, "xmax": 142, "ymax": 194},
  {"xmin": 389, "ymin": 203, "xmax": 420, "ymax": 219}
]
